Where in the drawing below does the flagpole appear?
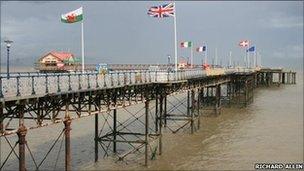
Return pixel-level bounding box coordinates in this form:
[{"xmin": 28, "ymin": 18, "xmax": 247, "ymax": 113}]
[
  {"xmin": 205, "ymin": 45, "xmax": 207, "ymax": 64},
  {"xmin": 259, "ymin": 51, "xmax": 262, "ymax": 67},
  {"xmin": 247, "ymin": 42, "xmax": 250, "ymax": 68},
  {"xmin": 215, "ymin": 47, "xmax": 217, "ymax": 66},
  {"xmin": 81, "ymin": 21, "xmax": 84, "ymax": 72},
  {"xmin": 190, "ymin": 43, "xmax": 193, "ymax": 68},
  {"xmin": 244, "ymin": 49, "xmax": 247, "ymax": 68},
  {"xmin": 253, "ymin": 46, "xmax": 256, "ymax": 68},
  {"xmin": 255, "ymin": 46, "xmax": 257, "ymax": 68},
  {"xmin": 173, "ymin": 2, "xmax": 178, "ymax": 72},
  {"xmin": 229, "ymin": 51, "xmax": 232, "ymax": 68}
]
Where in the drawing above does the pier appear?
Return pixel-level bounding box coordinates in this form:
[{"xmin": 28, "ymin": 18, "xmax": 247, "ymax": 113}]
[{"xmin": 0, "ymin": 67, "xmax": 296, "ymax": 170}]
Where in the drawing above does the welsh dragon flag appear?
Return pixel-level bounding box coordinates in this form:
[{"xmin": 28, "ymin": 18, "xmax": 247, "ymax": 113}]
[{"xmin": 61, "ymin": 7, "xmax": 83, "ymax": 23}]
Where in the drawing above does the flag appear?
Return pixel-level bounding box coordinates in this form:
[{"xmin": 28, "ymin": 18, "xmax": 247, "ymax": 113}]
[
  {"xmin": 148, "ymin": 3, "xmax": 175, "ymax": 18},
  {"xmin": 246, "ymin": 46, "xmax": 255, "ymax": 52},
  {"xmin": 239, "ymin": 40, "xmax": 249, "ymax": 47},
  {"xmin": 196, "ymin": 47, "xmax": 203, "ymax": 52},
  {"xmin": 181, "ymin": 41, "xmax": 192, "ymax": 48},
  {"xmin": 61, "ymin": 7, "xmax": 83, "ymax": 23}
]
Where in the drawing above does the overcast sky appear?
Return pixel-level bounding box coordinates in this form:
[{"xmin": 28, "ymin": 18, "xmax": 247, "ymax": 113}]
[{"xmin": 0, "ymin": 1, "xmax": 303, "ymax": 70}]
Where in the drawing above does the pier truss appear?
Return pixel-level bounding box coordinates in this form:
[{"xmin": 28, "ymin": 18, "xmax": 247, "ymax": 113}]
[{"xmin": 0, "ymin": 68, "xmax": 296, "ymax": 171}]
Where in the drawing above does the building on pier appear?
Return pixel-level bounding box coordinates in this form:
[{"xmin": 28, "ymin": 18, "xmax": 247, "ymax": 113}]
[{"xmin": 35, "ymin": 51, "xmax": 80, "ymax": 72}]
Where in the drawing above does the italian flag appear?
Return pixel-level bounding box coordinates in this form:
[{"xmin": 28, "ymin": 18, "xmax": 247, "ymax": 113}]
[
  {"xmin": 61, "ymin": 7, "xmax": 83, "ymax": 23},
  {"xmin": 181, "ymin": 41, "xmax": 192, "ymax": 48}
]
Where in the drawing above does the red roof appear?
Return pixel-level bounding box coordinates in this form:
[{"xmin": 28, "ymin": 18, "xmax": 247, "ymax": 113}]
[{"xmin": 49, "ymin": 51, "xmax": 74, "ymax": 61}]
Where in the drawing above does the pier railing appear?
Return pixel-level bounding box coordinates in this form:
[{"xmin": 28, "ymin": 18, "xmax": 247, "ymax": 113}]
[{"xmin": 0, "ymin": 69, "xmax": 206, "ymax": 98}]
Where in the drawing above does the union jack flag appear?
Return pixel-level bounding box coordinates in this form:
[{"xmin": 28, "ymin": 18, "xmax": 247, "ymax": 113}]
[{"xmin": 148, "ymin": 3, "xmax": 175, "ymax": 18}]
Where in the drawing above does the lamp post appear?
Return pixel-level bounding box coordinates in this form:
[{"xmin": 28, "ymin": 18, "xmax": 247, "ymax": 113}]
[{"xmin": 4, "ymin": 40, "xmax": 13, "ymax": 78}]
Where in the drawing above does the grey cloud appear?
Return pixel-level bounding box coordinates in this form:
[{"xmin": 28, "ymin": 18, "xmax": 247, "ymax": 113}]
[{"xmin": 0, "ymin": 1, "xmax": 303, "ymax": 70}]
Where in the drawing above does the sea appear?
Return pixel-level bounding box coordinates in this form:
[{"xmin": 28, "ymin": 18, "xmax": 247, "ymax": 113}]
[{"xmin": 0, "ymin": 66, "xmax": 303, "ymax": 170}]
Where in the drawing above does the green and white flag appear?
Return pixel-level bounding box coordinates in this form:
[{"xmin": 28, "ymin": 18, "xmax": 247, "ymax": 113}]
[
  {"xmin": 180, "ymin": 41, "xmax": 192, "ymax": 48},
  {"xmin": 61, "ymin": 7, "xmax": 83, "ymax": 23}
]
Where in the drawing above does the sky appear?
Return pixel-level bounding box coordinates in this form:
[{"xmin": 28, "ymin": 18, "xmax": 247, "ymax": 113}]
[{"xmin": 0, "ymin": 1, "xmax": 303, "ymax": 70}]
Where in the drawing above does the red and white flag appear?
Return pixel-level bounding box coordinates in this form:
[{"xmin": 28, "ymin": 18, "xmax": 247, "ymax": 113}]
[
  {"xmin": 196, "ymin": 47, "xmax": 203, "ymax": 52},
  {"xmin": 239, "ymin": 40, "xmax": 249, "ymax": 47}
]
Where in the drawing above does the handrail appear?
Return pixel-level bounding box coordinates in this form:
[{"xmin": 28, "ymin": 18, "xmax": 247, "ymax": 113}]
[{"xmin": 0, "ymin": 69, "xmax": 206, "ymax": 98}]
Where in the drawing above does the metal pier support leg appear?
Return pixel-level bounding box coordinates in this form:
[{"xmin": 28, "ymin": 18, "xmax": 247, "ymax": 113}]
[
  {"xmin": 144, "ymin": 100, "xmax": 149, "ymax": 167},
  {"xmin": 18, "ymin": 125, "xmax": 27, "ymax": 171},
  {"xmin": 278, "ymin": 72, "xmax": 282, "ymax": 86},
  {"xmin": 64, "ymin": 99, "xmax": 72, "ymax": 171},
  {"xmin": 155, "ymin": 96, "xmax": 158, "ymax": 132},
  {"xmin": 187, "ymin": 90, "xmax": 190, "ymax": 116},
  {"xmin": 0, "ymin": 104, "xmax": 3, "ymax": 133},
  {"xmin": 215, "ymin": 85, "xmax": 221, "ymax": 115},
  {"xmin": 164, "ymin": 95, "xmax": 167, "ymax": 127},
  {"xmin": 190, "ymin": 90, "xmax": 195, "ymax": 134},
  {"xmin": 64, "ymin": 119, "xmax": 72, "ymax": 171},
  {"xmin": 244, "ymin": 80, "xmax": 247, "ymax": 106},
  {"xmin": 197, "ymin": 88, "xmax": 201, "ymax": 130},
  {"xmin": 94, "ymin": 114, "xmax": 99, "ymax": 162},
  {"xmin": 113, "ymin": 108, "xmax": 117, "ymax": 153},
  {"xmin": 159, "ymin": 96, "xmax": 163, "ymax": 155}
]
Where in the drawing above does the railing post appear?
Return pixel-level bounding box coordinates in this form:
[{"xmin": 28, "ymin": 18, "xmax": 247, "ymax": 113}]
[
  {"xmin": 45, "ymin": 74, "xmax": 49, "ymax": 93},
  {"xmin": 87, "ymin": 74, "xmax": 91, "ymax": 89},
  {"xmin": 129, "ymin": 72, "xmax": 132, "ymax": 84},
  {"xmin": 0, "ymin": 76, "xmax": 3, "ymax": 98},
  {"xmin": 68, "ymin": 73, "xmax": 72, "ymax": 91},
  {"xmin": 16, "ymin": 76, "xmax": 21, "ymax": 96},
  {"xmin": 78, "ymin": 74, "xmax": 82, "ymax": 90},
  {"xmin": 96, "ymin": 73, "xmax": 99, "ymax": 88},
  {"xmin": 123, "ymin": 72, "xmax": 127, "ymax": 85},
  {"xmin": 117, "ymin": 72, "xmax": 120, "ymax": 86},
  {"xmin": 31, "ymin": 76, "xmax": 36, "ymax": 95},
  {"xmin": 103, "ymin": 74, "xmax": 107, "ymax": 87},
  {"xmin": 111, "ymin": 73, "xmax": 114, "ymax": 87},
  {"xmin": 56, "ymin": 75, "xmax": 61, "ymax": 92},
  {"xmin": 167, "ymin": 70, "xmax": 169, "ymax": 82}
]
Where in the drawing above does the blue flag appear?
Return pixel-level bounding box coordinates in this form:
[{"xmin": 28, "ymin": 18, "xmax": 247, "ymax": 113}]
[
  {"xmin": 246, "ymin": 46, "xmax": 255, "ymax": 52},
  {"xmin": 203, "ymin": 46, "xmax": 206, "ymax": 51}
]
